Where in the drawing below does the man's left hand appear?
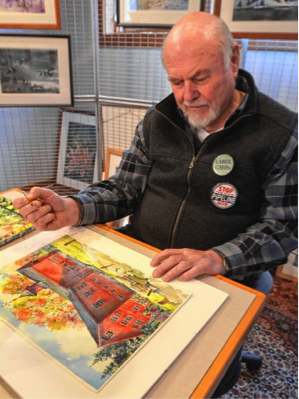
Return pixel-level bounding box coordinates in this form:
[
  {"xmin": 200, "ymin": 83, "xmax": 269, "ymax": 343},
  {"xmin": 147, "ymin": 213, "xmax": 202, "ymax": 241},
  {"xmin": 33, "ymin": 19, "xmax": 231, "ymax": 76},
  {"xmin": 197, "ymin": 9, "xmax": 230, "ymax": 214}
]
[{"xmin": 150, "ymin": 248, "xmax": 227, "ymax": 282}]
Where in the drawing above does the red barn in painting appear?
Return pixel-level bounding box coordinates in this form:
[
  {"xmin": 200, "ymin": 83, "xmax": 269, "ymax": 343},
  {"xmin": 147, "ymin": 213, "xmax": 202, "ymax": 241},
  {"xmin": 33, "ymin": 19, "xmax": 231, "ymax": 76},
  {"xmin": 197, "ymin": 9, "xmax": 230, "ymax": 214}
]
[{"xmin": 18, "ymin": 251, "xmax": 157, "ymax": 347}]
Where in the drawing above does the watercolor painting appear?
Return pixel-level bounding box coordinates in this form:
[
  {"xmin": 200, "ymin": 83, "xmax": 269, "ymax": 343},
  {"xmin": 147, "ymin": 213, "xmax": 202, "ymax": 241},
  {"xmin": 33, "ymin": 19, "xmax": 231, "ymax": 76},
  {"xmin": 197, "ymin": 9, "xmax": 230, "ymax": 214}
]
[
  {"xmin": 0, "ymin": 196, "xmax": 34, "ymax": 248},
  {"xmin": 0, "ymin": 0, "xmax": 46, "ymax": 13},
  {"xmin": 63, "ymin": 121, "xmax": 97, "ymax": 184},
  {"xmin": 0, "ymin": 234, "xmax": 190, "ymax": 391},
  {"xmin": 129, "ymin": 0, "xmax": 189, "ymax": 11}
]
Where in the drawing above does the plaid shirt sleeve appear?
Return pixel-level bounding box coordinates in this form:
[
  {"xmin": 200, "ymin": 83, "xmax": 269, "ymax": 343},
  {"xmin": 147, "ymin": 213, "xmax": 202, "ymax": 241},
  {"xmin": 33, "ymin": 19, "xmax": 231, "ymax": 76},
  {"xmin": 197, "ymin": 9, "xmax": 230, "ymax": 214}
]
[
  {"xmin": 213, "ymin": 126, "xmax": 298, "ymax": 278},
  {"xmin": 71, "ymin": 119, "xmax": 152, "ymax": 225}
]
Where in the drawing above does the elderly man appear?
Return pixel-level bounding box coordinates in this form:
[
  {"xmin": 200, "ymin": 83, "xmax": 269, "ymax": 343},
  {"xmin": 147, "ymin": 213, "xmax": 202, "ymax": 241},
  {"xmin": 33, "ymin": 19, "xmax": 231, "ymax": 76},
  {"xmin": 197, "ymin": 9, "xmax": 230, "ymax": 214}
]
[{"xmin": 14, "ymin": 11, "xmax": 297, "ymax": 396}]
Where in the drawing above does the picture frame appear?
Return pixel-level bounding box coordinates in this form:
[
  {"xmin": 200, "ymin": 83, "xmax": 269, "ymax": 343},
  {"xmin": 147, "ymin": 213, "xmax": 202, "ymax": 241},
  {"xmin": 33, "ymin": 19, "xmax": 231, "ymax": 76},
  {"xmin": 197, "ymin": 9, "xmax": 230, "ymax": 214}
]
[
  {"xmin": 214, "ymin": 0, "xmax": 298, "ymax": 40},
  {"xmin": 57, "ymin": 110, "xmax": 99, "ymax": 190},
  {"xmin": 0, "ymin": 0, "xmax": 61, "ymax": 30},
  {"xmin": 276, "ymin": 250, "xmax": 298, "ymax": 283},
  {"xmin": 104, "ymin": 148, "xmax": 124, "ymax": 179},
  {"xmin": 0, "ymin": 34, "xmax": 73, "ymax": 107},
  {"xmin": 117, "ymin": 0, "xmax": 206, "ymax": 28}
]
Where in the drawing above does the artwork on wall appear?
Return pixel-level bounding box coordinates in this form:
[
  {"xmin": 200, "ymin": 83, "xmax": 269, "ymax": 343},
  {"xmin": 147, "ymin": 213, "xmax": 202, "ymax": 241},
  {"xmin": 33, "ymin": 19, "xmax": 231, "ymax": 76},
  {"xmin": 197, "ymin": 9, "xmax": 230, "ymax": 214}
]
[
  {"xmin": 0, "ymin": 0, "xmax": 61, "ymax": 30},
  {"xmin": 0, "ymin": 35, "xmax": 73, "ymax": 107},
  {"xmin": 214, "ymin": 0, "xmax": 298, "ymax": 39},
  {"xmin": 0, "ymin": 225, "xmax": 228, "ymax": 398},
  {"xmin": 104, "ymin": 148, "xmax": 124, "ymax": 179},
  {"xmin": 57, "ymin": 110, "xmax": 98, "ymax": 190},
  {"xmin": 117, "ymin": 0, "xmax": 206, "ymax": 27},
  {"xmin": 0, "ymin": 195, "xmax": 34, "ymax": 248}
]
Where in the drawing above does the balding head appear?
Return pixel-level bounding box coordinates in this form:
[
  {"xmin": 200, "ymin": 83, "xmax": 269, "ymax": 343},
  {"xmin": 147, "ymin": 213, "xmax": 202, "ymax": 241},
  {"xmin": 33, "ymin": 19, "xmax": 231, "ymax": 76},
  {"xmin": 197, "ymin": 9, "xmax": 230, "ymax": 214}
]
[{"xmin": 162, "ymin": 12, "xmax": 235, "ymax": 71}]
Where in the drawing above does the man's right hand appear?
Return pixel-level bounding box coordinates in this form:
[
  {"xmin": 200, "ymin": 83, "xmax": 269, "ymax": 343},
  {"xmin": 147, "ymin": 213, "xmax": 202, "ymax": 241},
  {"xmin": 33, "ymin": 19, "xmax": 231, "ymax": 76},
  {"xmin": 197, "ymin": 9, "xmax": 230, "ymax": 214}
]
[{"xmin": 13, "ymin": 187, "xmax": 81, "ymax": 231}]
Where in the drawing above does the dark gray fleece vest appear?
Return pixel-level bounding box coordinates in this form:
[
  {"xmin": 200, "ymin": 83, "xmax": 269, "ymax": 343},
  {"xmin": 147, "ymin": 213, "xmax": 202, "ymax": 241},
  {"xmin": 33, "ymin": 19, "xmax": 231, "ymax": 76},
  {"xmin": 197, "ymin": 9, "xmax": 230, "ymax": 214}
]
[{"xmin": 130, "ymin": 70, "xmax": 297, "ymax": 250}]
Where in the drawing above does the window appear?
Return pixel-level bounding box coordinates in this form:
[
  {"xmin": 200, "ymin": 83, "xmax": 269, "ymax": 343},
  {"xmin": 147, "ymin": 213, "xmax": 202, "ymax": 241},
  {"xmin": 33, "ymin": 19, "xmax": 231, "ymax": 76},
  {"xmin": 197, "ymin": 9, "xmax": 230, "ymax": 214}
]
[
  {"xmin": 77, "ymin": 282, "xmax": 87, "ymax": 290},
  {"xmin": 110, "ymin": 312, "xmax": 122, "ymax": 322},
  {"xmin": 90, "ymin": 277, "xmax": 97, "ymax": 282},
  {"xmin": 110, "ymin": 288, "xmax": 117, "ymax": 293},
  {"xmin": 103, "ymin": 284, "xmax": 109, "ymax": 289},
  {"xmin": 102, "ymin": 331, "xmax": 114, "ymax": 341},
  {"xmin": 133, "ymin": 305, "xmax": 142, "ymax": 311},
  {"xmin": 97, "ymin": 281, "xmax": 103, "ymax": 286},
  {"xmin": 118, "ymin": 293, "xmax": 125, "ymax": 299},
  {"xmin": 84, "ymin": 288, "xmax": 94, "ymax": 297},
  {"xmin": 50, "ymin": 256, "xmax": 62, "ymax": 263},
  {"xmin": 120, "ymin": 315, "xmax": 133, "ymax": 326},
  {"xmin": 93, "ymin": 298, "xmax": 106, "ymax": 308},
  {"xmin": 133, "ymin": 319, "xmax": 143, "ymax": 328}
]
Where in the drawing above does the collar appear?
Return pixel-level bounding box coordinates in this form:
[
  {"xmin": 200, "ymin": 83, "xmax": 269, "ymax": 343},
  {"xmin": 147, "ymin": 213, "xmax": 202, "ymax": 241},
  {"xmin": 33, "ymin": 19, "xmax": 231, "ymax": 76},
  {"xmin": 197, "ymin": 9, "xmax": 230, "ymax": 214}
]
[{"xmin": 156, "ymin": 69, "xmax": 258, "ymax": 130}]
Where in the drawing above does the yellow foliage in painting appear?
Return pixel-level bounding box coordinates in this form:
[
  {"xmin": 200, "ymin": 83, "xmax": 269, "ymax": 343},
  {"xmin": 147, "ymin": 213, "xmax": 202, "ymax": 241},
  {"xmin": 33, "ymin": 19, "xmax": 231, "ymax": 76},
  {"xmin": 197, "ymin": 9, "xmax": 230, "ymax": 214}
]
[{"xmin": 1, "ymin": 273, "xmax": 84, "ymax": 332}]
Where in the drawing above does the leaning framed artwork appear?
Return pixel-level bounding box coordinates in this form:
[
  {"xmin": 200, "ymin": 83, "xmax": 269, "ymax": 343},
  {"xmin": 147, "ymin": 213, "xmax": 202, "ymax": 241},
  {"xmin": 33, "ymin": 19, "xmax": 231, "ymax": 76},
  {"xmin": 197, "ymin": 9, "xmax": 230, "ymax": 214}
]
[
  {"xmin": 117, "ymin": 0, "xmax": 206, "ymax": 27},
  {"xmin": 104, "ymin": 148, "xmax": 124, "ymax": 179},
  {"xmin": 0, "ymin": 35, "xmax": 73, "ymax": 107},
  {"xmin": 214, "ymin": 0, "xmax": 298, "ymax": 39},
  {"xmin": 0, "ymin": 0, "xmax": 61, "ymax": 30},
  {"xmin": 57, "ymin": 110, "xmax": 99, "ymax": 190}
]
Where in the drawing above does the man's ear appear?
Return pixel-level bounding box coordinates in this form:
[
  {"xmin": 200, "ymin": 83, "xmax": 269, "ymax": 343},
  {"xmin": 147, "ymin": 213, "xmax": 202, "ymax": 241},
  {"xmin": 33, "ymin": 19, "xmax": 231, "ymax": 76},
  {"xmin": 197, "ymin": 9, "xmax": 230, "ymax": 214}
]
[{"xmin": 231, "ymin": 43, "xmax": 240, "ymax": 77}]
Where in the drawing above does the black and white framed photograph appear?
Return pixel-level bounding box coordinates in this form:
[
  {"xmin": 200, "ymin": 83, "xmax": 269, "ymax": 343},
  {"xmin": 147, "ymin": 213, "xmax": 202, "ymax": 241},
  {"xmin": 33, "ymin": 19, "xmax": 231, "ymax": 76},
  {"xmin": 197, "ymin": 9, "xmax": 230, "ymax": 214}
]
[
  {"xmin": 117, "ymin": 0, "xmax": 206, "ymax": 27},
  {"xmin": 57, "ymin": 110, "xmax": 98, "ymax": 190},
  {"xmin": 214, "ymin": 0, "xmax": 298, "ymax": 39},
  {"xmin": 0, "ymin": 0, "xmax": 61, "ymax": 30},
  {"xmin": 0, "ymin": 35, "xmax": 73, "ymax": 107}
]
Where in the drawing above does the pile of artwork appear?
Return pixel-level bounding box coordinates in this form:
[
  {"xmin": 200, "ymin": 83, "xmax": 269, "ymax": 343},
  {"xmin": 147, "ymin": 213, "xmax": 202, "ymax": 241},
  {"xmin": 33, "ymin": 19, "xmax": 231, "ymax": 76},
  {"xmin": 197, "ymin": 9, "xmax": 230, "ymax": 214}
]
[{"xmin": 0, "ymin": 196, "xmax": 34, "ymax": 247}]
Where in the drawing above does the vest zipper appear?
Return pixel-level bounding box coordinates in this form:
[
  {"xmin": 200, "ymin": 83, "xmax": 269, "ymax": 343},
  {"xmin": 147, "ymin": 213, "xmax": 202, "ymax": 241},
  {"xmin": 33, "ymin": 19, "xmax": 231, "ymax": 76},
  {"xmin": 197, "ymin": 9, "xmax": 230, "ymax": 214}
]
[{"xmin": 169, "ymin": 155, "xmax": 196, "ymax": 248}]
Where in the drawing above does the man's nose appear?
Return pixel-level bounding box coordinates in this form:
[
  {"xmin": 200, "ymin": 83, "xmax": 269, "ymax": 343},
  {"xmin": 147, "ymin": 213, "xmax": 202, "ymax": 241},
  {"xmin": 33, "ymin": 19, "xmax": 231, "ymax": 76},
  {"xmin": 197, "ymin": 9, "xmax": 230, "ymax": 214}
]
[{"xmin": 183, "ymin": 81, "xmax": 200, "ymax": 103}]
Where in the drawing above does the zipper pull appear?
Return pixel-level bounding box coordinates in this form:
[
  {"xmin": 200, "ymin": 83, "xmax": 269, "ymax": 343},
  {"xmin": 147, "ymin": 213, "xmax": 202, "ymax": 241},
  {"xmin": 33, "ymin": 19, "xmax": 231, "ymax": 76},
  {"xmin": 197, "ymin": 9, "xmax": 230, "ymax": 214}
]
[{"xmin": 189, "ymin": 156, "xmax": 195, "ymax": 169}]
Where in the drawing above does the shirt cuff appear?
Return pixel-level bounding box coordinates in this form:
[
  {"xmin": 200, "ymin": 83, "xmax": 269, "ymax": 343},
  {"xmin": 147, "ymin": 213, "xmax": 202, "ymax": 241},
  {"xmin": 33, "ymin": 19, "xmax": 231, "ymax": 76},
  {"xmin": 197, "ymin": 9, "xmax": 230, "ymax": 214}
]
[
  {"xmin": 212, "ymin": 242, "xmax": 248, "ymax": 277},
  {"xmin": 68, "ymin": 194, "xmax": 98, "ymax": 226}
]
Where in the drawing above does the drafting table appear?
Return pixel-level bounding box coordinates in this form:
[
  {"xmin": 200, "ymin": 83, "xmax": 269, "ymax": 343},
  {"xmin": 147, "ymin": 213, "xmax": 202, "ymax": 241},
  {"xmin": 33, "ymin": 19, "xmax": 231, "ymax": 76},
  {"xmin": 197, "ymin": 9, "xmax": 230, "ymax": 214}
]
[{"xmin": 0, "ymin": 189, "xmax": 265, "ymax": 399}]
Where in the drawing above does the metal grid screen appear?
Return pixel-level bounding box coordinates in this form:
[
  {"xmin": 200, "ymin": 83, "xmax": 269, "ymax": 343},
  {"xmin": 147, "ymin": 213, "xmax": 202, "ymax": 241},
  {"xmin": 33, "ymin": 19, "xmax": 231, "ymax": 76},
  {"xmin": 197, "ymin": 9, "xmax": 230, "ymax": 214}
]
[{"xmin": 0, "ymin": 0, "xmax": 297, "ymax": 195}]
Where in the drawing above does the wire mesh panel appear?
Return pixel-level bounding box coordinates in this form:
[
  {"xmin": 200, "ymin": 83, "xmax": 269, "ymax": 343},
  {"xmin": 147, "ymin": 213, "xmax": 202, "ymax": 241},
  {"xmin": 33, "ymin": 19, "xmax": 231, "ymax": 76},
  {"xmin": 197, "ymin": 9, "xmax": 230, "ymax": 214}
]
[
  {"xmin": 0, "ymin": 0, "xmax": 297, "ymax": 196},
  {"xmin": 0, "ymin": 0, "xmax": 96, "ymax": 194},
  {"xmin": 101, "ymin": 104, "xmax": 148, "ymax": 171}
]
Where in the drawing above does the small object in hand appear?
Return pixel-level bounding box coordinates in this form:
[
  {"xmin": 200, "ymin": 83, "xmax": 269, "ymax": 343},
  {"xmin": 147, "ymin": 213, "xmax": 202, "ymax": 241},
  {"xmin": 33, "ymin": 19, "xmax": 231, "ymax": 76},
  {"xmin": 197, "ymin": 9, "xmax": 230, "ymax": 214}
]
[{"xmin": 22, "ymin": 190, "xmax": 33, "ymax": 207}]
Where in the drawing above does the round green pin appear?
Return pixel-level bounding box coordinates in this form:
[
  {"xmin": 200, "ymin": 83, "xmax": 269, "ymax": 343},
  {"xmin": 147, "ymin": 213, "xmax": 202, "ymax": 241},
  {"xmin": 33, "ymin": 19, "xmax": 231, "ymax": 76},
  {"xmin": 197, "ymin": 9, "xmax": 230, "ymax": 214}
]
[{"xmin": 213, "ymin": 154, "xmax": 234, "ymax": 176}]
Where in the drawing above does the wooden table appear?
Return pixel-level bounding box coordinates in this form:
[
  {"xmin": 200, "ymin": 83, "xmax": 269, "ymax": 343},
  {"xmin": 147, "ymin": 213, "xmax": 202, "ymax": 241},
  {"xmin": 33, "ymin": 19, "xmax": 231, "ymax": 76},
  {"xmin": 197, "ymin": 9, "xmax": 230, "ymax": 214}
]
[{"xmin": 0, "ymin": 189, "xmax": 265, "ymax": 398}]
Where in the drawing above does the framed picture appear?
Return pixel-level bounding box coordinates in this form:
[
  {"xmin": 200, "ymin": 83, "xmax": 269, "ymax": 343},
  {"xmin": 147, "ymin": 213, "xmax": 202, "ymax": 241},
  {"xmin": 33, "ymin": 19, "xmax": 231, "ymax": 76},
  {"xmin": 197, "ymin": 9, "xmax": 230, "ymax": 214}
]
[
  {"xmin": 214, "ymin": 0, "xmax": 298, "ymax": 40},
  {"xmin": 276, "ymin": 250, "xmax": 298, "ymax": 283},
  {"xmin": 104, "ymin": 148, "xmax": 124, "ymax": 179},
  {"xmin": 0, "ymin": 35, "xmax": 73, "ymax": 107},
  {"xmin": 57, "ymin": 111, "xmax": 99, "ymax": 190},
  {"xmin": 0, "ymin": 0, "xmax": 61, "ymax": 30},
  {"xmin": 117, "ymin": 0, "xmax": 206, "ymax": 27}
]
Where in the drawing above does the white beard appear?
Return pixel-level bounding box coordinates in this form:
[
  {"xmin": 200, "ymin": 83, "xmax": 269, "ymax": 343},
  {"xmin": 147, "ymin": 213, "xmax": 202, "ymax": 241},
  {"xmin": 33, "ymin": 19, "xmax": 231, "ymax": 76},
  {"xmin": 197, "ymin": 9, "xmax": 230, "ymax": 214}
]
[{"xmin": 183, "ymin": 101, "xmax": 221, "ymax": 129}]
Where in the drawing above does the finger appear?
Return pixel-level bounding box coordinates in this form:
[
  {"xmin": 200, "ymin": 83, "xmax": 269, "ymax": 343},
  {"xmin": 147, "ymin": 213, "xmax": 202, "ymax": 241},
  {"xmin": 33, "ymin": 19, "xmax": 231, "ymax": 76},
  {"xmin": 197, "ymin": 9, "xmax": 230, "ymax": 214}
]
[
  {"xmin": 13, "ymin": 197, "xmax": 28, "ymax": 210},
  {"xmin": 150, "ymin": 249, "xmax": 183, "ymax": 266},
  {"xmin": 26, "ymin": 204, "xmax": 52, "ymax": 224},
  {"xmin": 33, "ymin": 212, "xmax": 56, "ymax": 231},
  {"xmin": 28, "ymin": 187, "xmax": 56, "ymax": 203},
  {"xmin": 178, "ymin": 266, "xmax": 203, "ymax": 282},
  {"xmin": 160, "ymin": 261, "xmax": 192, "ymax": 282},
  {"xmin": 152, "ymin": 254, "xmax": 183, "ymax": 278}
]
